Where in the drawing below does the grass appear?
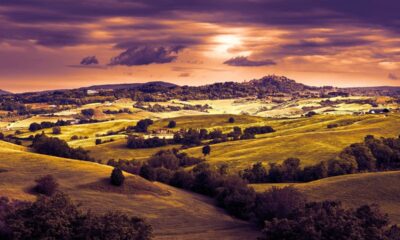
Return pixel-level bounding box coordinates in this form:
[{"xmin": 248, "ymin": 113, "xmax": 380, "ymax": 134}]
[
  {"xmin": 0, "ymin": 140, "xmax": 259, "ymax": 239},
  {"xmin": 184, "ymin": 114, "xmax": 400, "ymax": 171},
  {"xmin": 86, "ymin": 139, "xmax": 181, "ymax": 163},
  {"xmin": 250, "ymin": 171, "xmax": 400, "ymax": 224}
]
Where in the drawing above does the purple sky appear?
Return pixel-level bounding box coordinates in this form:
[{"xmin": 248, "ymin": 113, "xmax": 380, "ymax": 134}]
[{"xmin": 1, "ymin": 0, "xmax": 400, "ymax": 92}]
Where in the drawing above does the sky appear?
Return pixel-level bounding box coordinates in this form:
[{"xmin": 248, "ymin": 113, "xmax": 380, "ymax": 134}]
[{"xmin": 1, "ymin": 0, "xmax": 400, "ymax": 93}]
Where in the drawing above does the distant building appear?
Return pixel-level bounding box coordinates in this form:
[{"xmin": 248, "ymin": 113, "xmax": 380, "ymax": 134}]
[
  {"xmin": 368, "ymin": 109, "xmax": 390, "ymax": 114},
  {"xmin": 86, "ymin": 90, "xmax": 99, "ymax": 95}
]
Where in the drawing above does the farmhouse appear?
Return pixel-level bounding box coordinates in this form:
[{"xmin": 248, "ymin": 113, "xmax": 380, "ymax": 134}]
[{"xmin": 369, "ymin": 108, "xmax": 390, "ymax": 114}]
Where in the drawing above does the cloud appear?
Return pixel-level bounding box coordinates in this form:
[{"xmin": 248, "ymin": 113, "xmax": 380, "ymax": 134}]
[
  {"xmin": 109, "ymin": 46, "xmax": 184, "ymax": 66},
  {"xmin": 179, "ymin": 72, "xmax": 190, "ymax": 77},
  {"xmin": 223, "ymin": 56, "xmax": 276, "ymax": 67},
  {"xmin": 80, "ymin": 56, "xmax": 99, "ymax": 65},
  {"xmin": 388, "ymin": 73, "xmax": 399, "ymax": 80}
]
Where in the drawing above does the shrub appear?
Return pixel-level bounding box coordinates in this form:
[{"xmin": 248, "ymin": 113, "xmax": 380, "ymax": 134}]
[
  {"xmin": 81, "ymin": 108, "xmax": 95, "ymax": 117},
  {"xmin": 34, "ymin": 175, "xmax": 59, "ymax": 196},
  {"xmin": 29, "ymin": 122, "xmax": 41, "ymax": 132},
  {"xmin": 110, "ymin": 167, "xmax": 125, "ymax": 186},
  {"xmin": 134, "ymin": 119, "xmax": 153, "ymax": 132},
  {"xmin": 228, "ymin": 117, "xmax": 235, "ymax": 123},
  {"xmin": 167, "ymin": 120, "xmax": 176, "ymax": 128},
  {"xmin": 95, "ymin": 139, "xmax": 102, "ymax": 145},
  {"xmin": 52, "ymin": 126, "xmax": 61, "ymax": 134},
  {"xmin": 202, "ymin": 145, "xmax": 211, "ymax": 156}
]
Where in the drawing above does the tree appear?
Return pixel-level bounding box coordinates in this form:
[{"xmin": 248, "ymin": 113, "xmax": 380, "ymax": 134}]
[
  {"xmin": 52, "ymin": 126, "xmax": 61, "ymax": 135},
  {"xmin": 95, "ymin": 139, "xmax": 102, "ymax": 145},
  {"xmin": 29, "ymin": 122, "xmax": 42, "ymax": 132},
  {"xmin": 167, "ymin": 120, "xmax": 176, "ymax": 128},
  {"xmin": 254, "ymin": 186, "xmax": 306, "ymax": 223},
  {"xmin": 81, "ymin": 108, "xmax": 95, "ymax": 117},
  {"xmin": 110, "ymin": 167, "xmax": 125, "ymax": 186},
  {"xmin": 134, "ymin": 119, "xmax": 153, "ymax": 132},
  {"xmin": 228, "ymin": 117, "xmax": 235, "ymax": 123},
  {"xmin": 202, "ymin": 145, "xmax": 211, "ymax": 157},
  {"xmin": 34, "ymin": 175, "xmax": 59, "ymax": 196}
]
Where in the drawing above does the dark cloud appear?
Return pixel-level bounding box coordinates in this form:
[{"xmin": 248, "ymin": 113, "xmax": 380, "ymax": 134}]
[
  {"xmin": 179, "ymin": 72, "xmax": 190, "ymax": 77},
  {"xmin": 224, "ymin": 56, "xmax": 276, "ymax": 67},
  {"xmin": 80, "ymin": 56, "xmax": 99, "ymax": 65},
  {"xmin": 109, "ymin": 46, "xmax": 184, "ymax": 66},
  {"xmin": 388, "ymin": 73, "xmax": 399, "ymax": 80}
]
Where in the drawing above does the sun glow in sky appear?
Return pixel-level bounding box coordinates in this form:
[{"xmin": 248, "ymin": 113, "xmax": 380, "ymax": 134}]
[{"xmin": 0, "ymin": 0, "xmax": 400, "ymax": 92}]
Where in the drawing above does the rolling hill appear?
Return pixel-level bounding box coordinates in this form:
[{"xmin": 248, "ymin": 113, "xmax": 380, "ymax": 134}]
[
  {"xmin": 0, "ymin": 140, "xmax": 259, "ymax": 239},
  {"xmin": 250, "ymin": 171, "xmax": 400, "ymax": 224},
  {"xmin": 184, "ymin": 114, "xmax": 400, "ymax": 171}
]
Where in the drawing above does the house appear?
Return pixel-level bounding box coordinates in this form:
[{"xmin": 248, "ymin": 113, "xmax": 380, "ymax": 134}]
[{"xmin": 368, "ymin": 108, "xmax": 390, "ymax": 114}]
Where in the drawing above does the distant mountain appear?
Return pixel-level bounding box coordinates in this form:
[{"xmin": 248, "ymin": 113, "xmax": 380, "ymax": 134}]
[
  {"xmin": 0, "ymin": 89, "xmax": 12, "ymax": 95},
  {"xmin": 82, "ymin": 81, "xmax": 178, "ymax": 91}
]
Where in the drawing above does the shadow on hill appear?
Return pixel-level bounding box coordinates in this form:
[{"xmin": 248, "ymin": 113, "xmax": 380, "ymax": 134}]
[{"xmin": 78, "ymin": 177, "xmax": 171, "ymax": 196}]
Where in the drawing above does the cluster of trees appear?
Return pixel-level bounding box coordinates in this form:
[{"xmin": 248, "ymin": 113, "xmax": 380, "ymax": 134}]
[
  {"xmin": 127, "ymin": 136, "xmax": 168, "ymax": 149},
  {"xmin": 29, "ymin": 120, "xmax": 70, "ymax": 132},
  {"xmin": 134, "ymin": 103, "xmax": 211, "ymax": 113},
  {"xmin": 0, "ymin": 192, "xmax": 152, "ymax": 240},
  {"xmin": 243, "ymin": 126, "xmax": 275, "ymax": 135},
  {"xmin": 103, "ymin": 108, "xmax": 132, "ymax": 114},
  {"xmin": 31, "ymin": 134, "xmax": 92, "ymax": 161},
  {"xmin": 260, "ymin": 197, "xmax": 400, "ymax": 240},
  {"xmin": 130, "ymin": 119, "xmax": 154, "ymax": 133},
  {"xmin": 125, "ymin": 123, "xmax": 276, "ymax": 149},
  {"xmin": 136, "ymin": 154, "xmax": 400, "ymax": 240},
  {"xmin": 172, "ymin": 126, "xmax": 275, "ymax": 147},
  {"xmin": 81, "ymin": 108, "xmax": 95, "ymax": 117},
  {"xmin": 242, "ymin": 135, "xmax": 400, "ymax": 184}
]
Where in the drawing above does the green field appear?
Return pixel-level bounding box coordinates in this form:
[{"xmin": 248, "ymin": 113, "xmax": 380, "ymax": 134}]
[
  {"xmin": 250, "ymin": 171, "xmax": 400, "ymax": 224},
  {"xmin": 87, "ymin": 139, "xmax": 181, "ymax": 163},
  {"xmin": 184, "ymin": 114, "xmax": 400, "ymax": 171},
  {"xmin": 0, "ymin": 140, "xmax": 259, "ymax": 240}
]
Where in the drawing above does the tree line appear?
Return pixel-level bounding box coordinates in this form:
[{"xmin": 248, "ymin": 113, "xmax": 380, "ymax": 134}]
[{"xmin": 241, "ymin": 135, "xmax": 400, "ymax": 184}]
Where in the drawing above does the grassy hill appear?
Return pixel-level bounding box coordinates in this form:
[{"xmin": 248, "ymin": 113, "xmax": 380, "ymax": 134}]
[
  {"xmin": 184, "ymin": 114, "xmax": 400, "ymax": 171},
  {"xmin": 0, "ymin": 140, "xmax": 259, "ymax": 239},
  {"xmin": 250, "ymin": 171, "xmax": 400, "ymax": 224},
  {"xmin": 87, "ymin": 139, "xmax": 181, "ymax": 163}
]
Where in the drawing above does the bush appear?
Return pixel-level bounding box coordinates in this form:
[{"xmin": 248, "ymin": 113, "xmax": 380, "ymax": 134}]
[
  {"xmin": 34, "ymin": 175, "xmax": 59, "ymax": 196},
  {"xmin": 134, "ymin": 119, "xmax": 153, "ymax": 132},
  {"xmin": 167, "ymin": 120, "xmax": 176, "ymax": 128},
  {"xmin": 228, "ymin": 117, "xmax": 235, "ymax": 123},
  {"xmin": 95, "ymin": 139, "xmax": 102, "ymax": 145},
  {"xmin": 52, "ymin": 126, "xmax": 61, "ymax": 134},
  {"xmin": 29, "ymin": 122, "xmax": 41, "ymax": 132},
  {"xmin": 202, "ymin": 145, "xmax": 211, "ymax": 156},
  {"xmin": 110, "ymin": 167, "xmax": 125, "ymax": 186},
  {"xmin": 81, "ymin": 108, "xmax": 95, "ymax": 117}
]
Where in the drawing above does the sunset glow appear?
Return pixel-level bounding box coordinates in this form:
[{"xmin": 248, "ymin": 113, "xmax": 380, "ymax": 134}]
[{"xmin": 0, "ymin": 1, "xmax": 399, "ymax": 92}]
